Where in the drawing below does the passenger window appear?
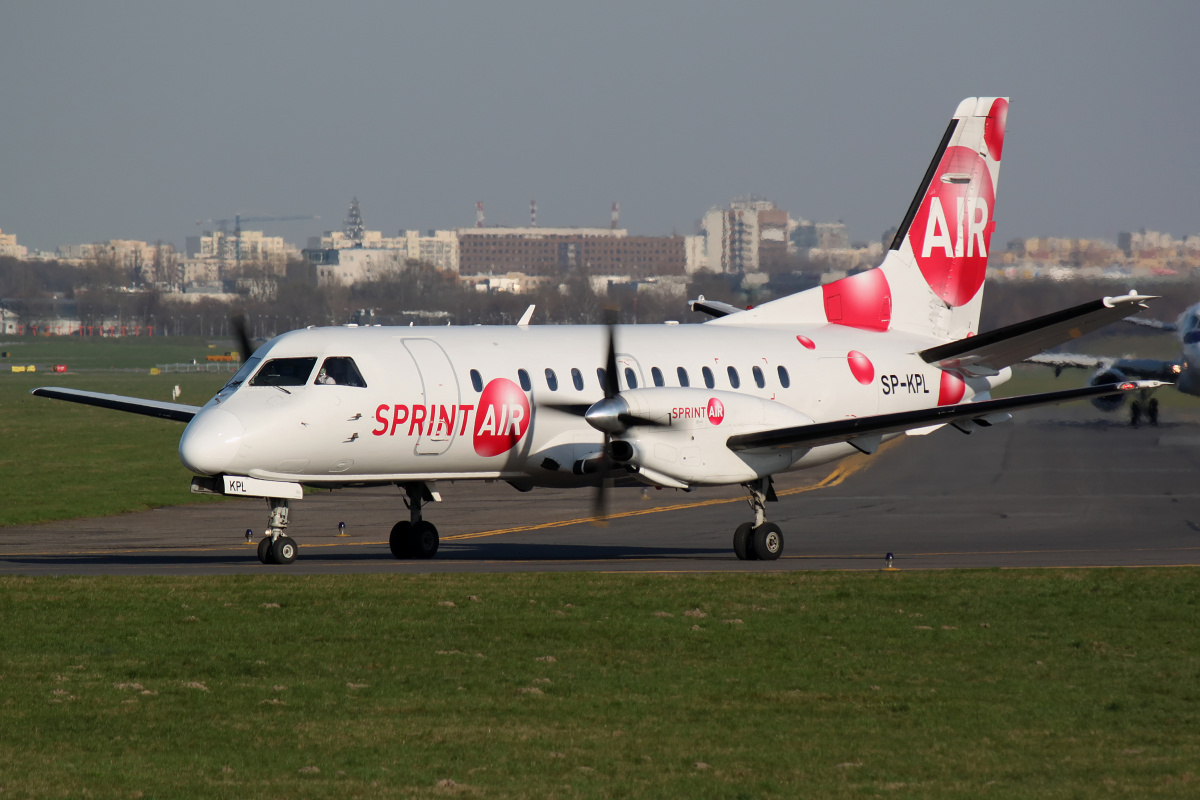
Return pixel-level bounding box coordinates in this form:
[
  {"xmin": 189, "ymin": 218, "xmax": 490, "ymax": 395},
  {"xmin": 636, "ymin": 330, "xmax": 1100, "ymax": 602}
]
[
  {"xmin": 251, "ymin": 357, "xmax": 317, "ymax": 387},
  {"xmin": 545, "ymin": 368, "xmax": 559, "ymax": 391},
  {"xmin": 624, "ymin": 367, "xmax": 638, "ymax": 389},
  {"xmin": 517, "ymin": 369, "xmax": 532, "ymax": 391},
  {"xmin": 470, "ymin": 369, "xmax": 483, "ymax": 392},
  {"xmin": 313, "ymin": 356, "xmax": 367, "ymax": 388},
  {"xmin": 571, "ymin": 367, "xmax": 584, "ymax": 391},
  {"xmin": 597, "ymin": 367, "xmax": 608, "ymax": 391},
  {"xmin": 651, "ymin": 366, "xmax": 664, "ymax": 387},
  {"xmin": 727, "ymin": 366, "xmax": 741, "ymax": 389},
  {"xmin": 752, "ymin": 366, "xmax": 765, "ymax": 389},
  {"xmin": 777, "ymin": 365, "xmax": 791, "ymax": 388},
  {"xmin": 702, "ymin": 366, "xmax": 715, "ymax": 389},
  {"xmin": 677, "ymin": 366, "xmax": 690, "ymax": 387}
]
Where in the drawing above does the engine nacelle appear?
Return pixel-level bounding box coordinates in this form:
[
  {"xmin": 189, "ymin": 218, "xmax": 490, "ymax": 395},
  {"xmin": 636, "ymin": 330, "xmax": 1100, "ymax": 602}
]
[
  {"xmin": 1089, "ymin": 368, "xmax": 1127, "ymax": 412},
  {"xmin": 609, "ymin": 388, "xmax": 815, "ymax": 487}
]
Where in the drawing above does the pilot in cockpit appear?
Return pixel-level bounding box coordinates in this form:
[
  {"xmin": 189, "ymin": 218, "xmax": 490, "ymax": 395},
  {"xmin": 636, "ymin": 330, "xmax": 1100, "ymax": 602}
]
[{"xmin": 313, "ymin": 357, "xmax": 367, "ymax": 388}]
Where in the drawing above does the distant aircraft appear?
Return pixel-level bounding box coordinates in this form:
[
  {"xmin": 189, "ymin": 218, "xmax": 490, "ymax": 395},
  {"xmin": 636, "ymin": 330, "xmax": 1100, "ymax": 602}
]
[
  {"xmin": 33, "ymin": 97, "xmax": 1162, "ymax": 565},
  {"xmin": 1028, "ymin": 302, "xmax": 1198, "ymax": 425}
]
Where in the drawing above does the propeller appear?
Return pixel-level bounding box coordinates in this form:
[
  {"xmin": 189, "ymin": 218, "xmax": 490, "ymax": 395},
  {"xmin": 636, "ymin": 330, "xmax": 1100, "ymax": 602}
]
[
  {"xmin": 230, "ymin": 313, "xmax": 255, "ymax": 363},
  {"xmin": 535, "ymin": 309, "xmax": 669, "ymax": 524}
]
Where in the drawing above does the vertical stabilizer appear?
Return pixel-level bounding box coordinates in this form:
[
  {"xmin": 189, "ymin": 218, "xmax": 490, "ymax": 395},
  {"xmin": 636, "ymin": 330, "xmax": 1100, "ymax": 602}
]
[
  {"xmin": 711, "ymin": 97, "xmax": 1008, "ymax": 341},
  {"xmin": 881, "ymin": 96, "xmax": 1007, "ymax": 339}
]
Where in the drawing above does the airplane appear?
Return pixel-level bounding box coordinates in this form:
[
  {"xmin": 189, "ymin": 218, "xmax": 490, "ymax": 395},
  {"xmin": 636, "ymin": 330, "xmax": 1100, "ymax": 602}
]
[
  {"xmin": 33, "ymin": 97, "xmax": 1165, "ymax": 565},
  {"xmin": 1028, "ymin": 302, "xmax": 1199, "ymax": 426}
]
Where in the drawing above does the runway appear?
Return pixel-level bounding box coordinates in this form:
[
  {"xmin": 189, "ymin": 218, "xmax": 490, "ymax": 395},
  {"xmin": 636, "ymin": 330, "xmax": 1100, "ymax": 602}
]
[{"xmin": 4, "ymin": 407, "xmax": 1200, "ymax": 575}]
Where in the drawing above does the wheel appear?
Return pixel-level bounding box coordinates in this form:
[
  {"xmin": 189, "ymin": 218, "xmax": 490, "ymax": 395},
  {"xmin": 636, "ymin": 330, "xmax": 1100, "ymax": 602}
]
[
  {"xmin": 409, "ymin": 521, "xmax": 439, "ymax": 559},
  {"xmin": 389, "ymin": 521, "xmax": 413, "ymax": 559},
  {"xmin": 751, "ymin": 523, "xmax": 784, "ymax": 561},
  {"xmin": 733, "ymin": 522, "xmax": 755, "ymax": 561},
  {"xmin": 1130, "ymin": 401, "xmax": 1141, "ymax": 427},
  {"xmin": 257, "ymin": 536, "xmax": 274, "ymax": 564},
  {"xmin": 270, "ymin": 535, "xmax": 298, "ymax": 565},
  {"xmin": 1148, "ymin": 398, "xmax": 1159, "ymax": 426}
]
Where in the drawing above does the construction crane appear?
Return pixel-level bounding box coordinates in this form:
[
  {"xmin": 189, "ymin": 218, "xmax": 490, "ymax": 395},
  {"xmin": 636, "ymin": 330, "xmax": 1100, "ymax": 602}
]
[{"xmin": 196, "ymin": 214, "xmax": 319, "ymax": 279}]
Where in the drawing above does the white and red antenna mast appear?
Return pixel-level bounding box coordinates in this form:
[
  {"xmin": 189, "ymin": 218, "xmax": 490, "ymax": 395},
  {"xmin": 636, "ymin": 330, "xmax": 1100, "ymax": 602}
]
[
  {"xmin": 611, "ymin": 201, "xmax": 620, "ymax": 230},
  {"xmin": 530, "ymin": 199, "xmax": 537, "ymax": 227},
  {"xmin": 475, "ymin": 201, "xmax": 484, "ymax": 228}
]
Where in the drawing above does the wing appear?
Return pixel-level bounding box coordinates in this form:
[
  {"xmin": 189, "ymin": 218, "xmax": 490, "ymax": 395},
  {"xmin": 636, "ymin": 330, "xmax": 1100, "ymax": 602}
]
[
  {"xmin": 1026, "ymin": 352, "xmax": 1108, "ymax": 371},
  {"xmin": 919, "ymin": 292, "xmax": 1154, "ymax": 377},
  {"xmin": 726, "ymin": 380, "xmax": 1163, "ymax": 453},
  {"xmin": 1026, "ymin": 353, "xmax": 1180, "ymax": 382},
  {"xmin": 31, "ymin": 387, "xmax": 200, "ymax": 423},
  {"xmin": 1125, "ymin": 315, "xmax": 1177, "ymax": 332}
]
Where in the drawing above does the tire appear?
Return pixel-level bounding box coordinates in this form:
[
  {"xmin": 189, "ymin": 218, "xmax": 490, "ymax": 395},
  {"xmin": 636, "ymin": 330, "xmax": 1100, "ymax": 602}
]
[
  {"xmin": 733, "ymin": 523, "xmax": 755, "ymax": 561},
  {"xmin": 752, "ymin": 523, "xmax": 784, "ymax": 561},
  {"xmin": 1148, "ymin": 398, "xmax": 1159, "ymax": 426},
  {"xmin": 410, "ymin": 521, "xmax": 439, "ymax": 559},
  {"xmin": 389, "ymin": 521, "xmax": 413, "ymax": 559},
  {"xmin": 1130, "ymin": 401, "xmax": 1141, "ymax": 428},
  {"xmin": 257, "ymin": 536, "xmax": 274, "ymax": 564},
  {"xmin": 271, "ymin": 536, "xmax": 298, "ymax": 565}
]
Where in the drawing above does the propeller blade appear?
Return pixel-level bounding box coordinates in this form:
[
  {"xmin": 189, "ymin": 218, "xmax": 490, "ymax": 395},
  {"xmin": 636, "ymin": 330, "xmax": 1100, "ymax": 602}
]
[
  {"xmin": 230, "ymin": 313, "xmax": 254, "ymax": 363},
  {"xmin": 591, "ymin": 432, "xmax": 612, "ymax": 526},
  {"xmin": 603, "ymin": 308, "xmax": 619, "ymax": 399},
  {"xmin": 617, "ymin": 412, "xmax": 671, "ymax": 429},
  {"xmin": 538, "ymin": 402, "xmax": 593, "ymax": 417}
]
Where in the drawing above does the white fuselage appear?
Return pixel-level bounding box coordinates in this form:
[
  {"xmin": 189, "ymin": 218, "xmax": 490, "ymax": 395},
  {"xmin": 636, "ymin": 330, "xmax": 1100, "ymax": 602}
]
[{"xmin": 178, "ymin": 321, "xmax": 1006, "ymax": 490}]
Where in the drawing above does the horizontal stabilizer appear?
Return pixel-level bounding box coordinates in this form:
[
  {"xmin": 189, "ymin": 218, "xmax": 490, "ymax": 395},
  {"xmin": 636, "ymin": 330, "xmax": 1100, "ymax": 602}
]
[
  {"xmin": 919, "ymin": 292, "xmax": 1154, "ymax": 376},
  {"xmin": 31, "ymin": 387, "xmax": 200, "ymax": 423},
  {"xmin": 689, "ymin": 296, "xmax": 744, "ymax": 319},
  {"xmin": 726, "ymin": 380, "xmax": 1164, "ymax": 452}
]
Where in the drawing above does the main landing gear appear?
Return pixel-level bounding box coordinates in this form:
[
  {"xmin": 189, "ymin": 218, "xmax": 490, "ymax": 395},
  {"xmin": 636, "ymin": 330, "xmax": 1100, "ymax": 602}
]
[
  {"xmin": 256, "ymin": 498, "xmax": 299, "ymax": 565},
  {"xmin": 1130, "ymin": 396, "xmax": 1159, "ymax": 428},
  {"xmin": 389, "ymin": 482, "xmax": 440, "ymax": 559},
  {"xmin": 733, "ymin": 477, "xmax": 784, "ymax": 561}
]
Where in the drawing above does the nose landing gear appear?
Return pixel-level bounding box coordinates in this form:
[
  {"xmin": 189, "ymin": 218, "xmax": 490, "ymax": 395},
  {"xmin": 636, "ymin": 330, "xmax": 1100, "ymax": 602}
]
[
  {"xmin": 256, "ymin": 498, "xmax": 299, "ymax": 565},
  {"xmin": 734, "ymin": 477, "xmax": 784, "ymax": 561}
]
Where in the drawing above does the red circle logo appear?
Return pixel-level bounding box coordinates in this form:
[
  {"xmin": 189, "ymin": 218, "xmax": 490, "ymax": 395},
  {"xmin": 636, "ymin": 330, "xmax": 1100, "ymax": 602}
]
[
  {"xmin": 796, "ymin": 334, "xmax": 816, "ymax": 350},
  {"xmin": 908, "ymin": 145, "xmax": 995, "ymax": 307},
  {"xmin": 706, "ymin": 398, "xmax": 725, "ymax": 425},
  {"xmin": 472, "ymin": 378, "xmax": 531, "ymax": 456},
  {"xmin": 983, "ymin": 98, "xmax": 1008, "ymax": 162},
  {"xmin": 847, "ymin": 351, "xmax": 874, "ymax": 385},
  {"xmin": 937, "ymin": 369, "xmax": 966, "ymax": 406}
]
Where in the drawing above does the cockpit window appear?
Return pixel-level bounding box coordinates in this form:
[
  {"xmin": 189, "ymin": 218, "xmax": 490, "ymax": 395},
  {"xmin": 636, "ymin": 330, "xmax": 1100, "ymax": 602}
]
[
  {"xmin": 313, "ymin": 356, "xmax": 367, "ymax": 387},
  {"xmin": 221, "ymin": 356, "xmax": 262, "ymax": 392},
  {"xmin": 251, "ymin": 357, "xmax": 318, "ymax": 387}
]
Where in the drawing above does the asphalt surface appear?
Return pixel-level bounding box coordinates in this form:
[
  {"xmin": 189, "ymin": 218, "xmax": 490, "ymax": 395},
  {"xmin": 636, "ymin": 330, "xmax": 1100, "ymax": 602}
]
[{"xmin": 3, "ymin": 408, "xmax": 1200, "ymax": 575}]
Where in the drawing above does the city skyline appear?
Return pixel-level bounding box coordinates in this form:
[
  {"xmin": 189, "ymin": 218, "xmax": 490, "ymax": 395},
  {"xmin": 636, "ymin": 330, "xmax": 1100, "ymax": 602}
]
[{"xmin": 1, "ymin": 1, "xmax": 1197, "ymax": 253}]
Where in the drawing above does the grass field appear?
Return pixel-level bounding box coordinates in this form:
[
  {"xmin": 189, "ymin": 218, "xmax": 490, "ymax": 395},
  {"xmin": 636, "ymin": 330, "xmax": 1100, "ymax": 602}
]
[
  {"xmin": 0, "ymin": 336, "xmax": 235, "ymax": 525},
  {"xmin": 0, "ymin": 570, "xmax": 1197, "ymax": 798}
]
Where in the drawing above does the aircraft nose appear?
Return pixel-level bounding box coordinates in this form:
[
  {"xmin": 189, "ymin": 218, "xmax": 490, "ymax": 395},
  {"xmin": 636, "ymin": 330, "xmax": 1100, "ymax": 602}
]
[{"xmin": 179, "ymin": 408, "xmax": 244, "ymax": 475}]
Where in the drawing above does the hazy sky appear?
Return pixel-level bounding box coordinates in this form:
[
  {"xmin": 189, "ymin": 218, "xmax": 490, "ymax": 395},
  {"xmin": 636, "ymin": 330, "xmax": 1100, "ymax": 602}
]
[{"xmin": 1, "ymin": 1, "xmax": 1197, "ymax": 253}]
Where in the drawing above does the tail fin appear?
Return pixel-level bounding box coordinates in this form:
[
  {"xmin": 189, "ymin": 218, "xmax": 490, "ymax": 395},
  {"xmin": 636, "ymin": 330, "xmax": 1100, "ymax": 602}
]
[
  {"xmin": 710, "ymin": 97, "xmax": 1007, "ymax": 341},
  {"xmin": 882, "ymin": 96, "xmax": 1007, "ymax": 339}
]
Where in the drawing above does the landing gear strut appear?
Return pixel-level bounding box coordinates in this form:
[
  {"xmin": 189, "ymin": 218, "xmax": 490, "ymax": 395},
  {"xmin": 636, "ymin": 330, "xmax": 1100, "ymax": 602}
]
[
  {"xmin": 390, "ymin": 482, "xmax": 440, "ymax": 559},
  {"xmin": 734, "ymin": 477, "xmax": 784, "ymax": 561},
  {"xmin": 257, "ymin": 498, "xmax": 298, "ymax": 565}
]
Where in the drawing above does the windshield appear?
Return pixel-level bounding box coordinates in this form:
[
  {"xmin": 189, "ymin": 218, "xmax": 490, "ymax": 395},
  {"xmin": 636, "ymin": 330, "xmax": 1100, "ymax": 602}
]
[
  {"xmin": 250, "ymin": 357, "xmax": 318, "ymax": 387},
  {"xmin": 221, "ymin": 356, "xmax": 262, "ymax": 393}
]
